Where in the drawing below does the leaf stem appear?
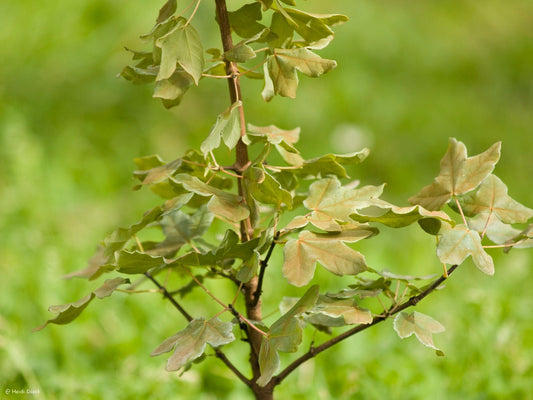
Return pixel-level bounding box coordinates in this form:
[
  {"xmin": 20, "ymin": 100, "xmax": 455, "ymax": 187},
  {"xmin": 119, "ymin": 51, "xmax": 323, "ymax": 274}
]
[
  {"xmin": 271, "ymin": 264, "xmax": 459, "ymax": 387},
  {"xmin": 185, "ymin": 0, "xmax": 202, "ymax": 26},
  {"xmin": 453, "ymin": 195, "xmax": 468, "ymax": 227}
]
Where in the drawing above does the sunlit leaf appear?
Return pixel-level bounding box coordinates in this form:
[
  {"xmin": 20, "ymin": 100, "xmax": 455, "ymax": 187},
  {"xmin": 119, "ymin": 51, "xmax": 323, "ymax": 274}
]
[
  {"xmin": 283, "ymin": 230, "xmax": 371, "ymax": 286},
  {"xmin": 156, "ymin": 20, "xmax": 204, "ymax": 84},
  {"xmin": 394, "ymin": 311, "xmax": 445, "ymax": 351},
  {"xmin": 257, "ymin": 285, "xmax": 319, "ymax": 386},
  {"xmin": 409, "ymin": 139, "xmax": 501, "ymax": 210},
  {"xmin": 34, "ymin": 278, "xmax": 130, "ymax": 331},
  {"xmin": 151, "ymin": 317, "xmax": 235, "ymax": 371},
  {"xmin": 298, "ymin": 176, "xmax": 383, "ymax": 231},
  {"xmin": 457, "ymin": 175, "xmax": 533, "ymax": 224},
  {"xmin": 437, "ymin": 224, "xmax": 494, "ymax": 275}
]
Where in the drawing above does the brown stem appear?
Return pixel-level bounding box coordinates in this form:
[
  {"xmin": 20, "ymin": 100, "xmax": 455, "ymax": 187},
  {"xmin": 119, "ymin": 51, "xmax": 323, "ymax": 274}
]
[
  {"xmin": 214, "ymin": 0, "xmax": 263, "ymax": 387},
  {"xmin": 271, "ymin": 264, "xmax": 459, "ymax": 387}
]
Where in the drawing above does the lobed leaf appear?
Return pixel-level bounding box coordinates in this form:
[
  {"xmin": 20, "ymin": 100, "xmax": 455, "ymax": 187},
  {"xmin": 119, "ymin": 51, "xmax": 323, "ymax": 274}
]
[
  {"xmin": 34, "ymin": 278, "xmax": 130, "ymax": 331},
  {"xmin": 283, "ymin": 230, "xmax": 372, "ymax": 286},
  {"xmin": 457, "ymin": 174, "xmax": 533, "ymax": 224},
  {"xmin": 437, "ymin": 224, "xmax": 494, "ymax": 275},
  {"xmin": 201, "ymin": 102, "xmax": 242, "ymax": 155},
  {"xmin": 265, "ymin": 48, "xmax": 336, "ymax": 99},
  {"xmin": 409, "ymin": 138, "xmax": 501, "ymax": 210},
  {"xmin": 156, "ymin": 19, "xmax": 204, "ymax": 85},
  {"xmin": 151, "ymin": 317, "xmax": 235, "ymax": 371},
  {"xmin": 393, "ymin": 311, "xmax": 445, "ymax": 352}
]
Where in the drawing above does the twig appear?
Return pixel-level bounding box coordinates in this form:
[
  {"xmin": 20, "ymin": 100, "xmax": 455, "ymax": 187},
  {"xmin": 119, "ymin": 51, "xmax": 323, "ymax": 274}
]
[
  {"xmin": 272, "ymin": 264, "xmax": 459, "ymax": 387},
  {"xmin": 252, "ymin": 231, "xmax": 280, "ymax": 306},
  {"xmin": 144, "ymin": 271, "xmax": 193, "ymax": 322}
]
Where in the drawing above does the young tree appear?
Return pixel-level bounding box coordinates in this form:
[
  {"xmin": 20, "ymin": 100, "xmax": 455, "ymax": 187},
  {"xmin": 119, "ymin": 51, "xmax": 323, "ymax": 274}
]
[{"xmin": 36, "ymin": 1, "xmax": 533, "ymax": 399}]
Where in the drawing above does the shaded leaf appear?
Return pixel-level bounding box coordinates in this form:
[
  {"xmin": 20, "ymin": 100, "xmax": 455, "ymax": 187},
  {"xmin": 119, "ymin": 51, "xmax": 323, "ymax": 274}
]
[
  {"xmin": 437, "ymin": 225, "xmax": 494, "ymax": 275},
  {"xmin": 151, "ymin": 317, "xmax": 235, "ymax": 371},
  {"xmin": 172, "ymin": 174, "xmax": 249, "ymax": 222},
  {"xmin": 257, "ymin": 285, "xmax": 319, "ymax": 386},
  {"xmin": 150, "ymin": 205, "xmax": 214, "ymax": 257},
  {"xmin": 296, "ymin": 150, "xmax": 369, "ymax": 179},
  {"xmin": 228, "ymin": 3, "xmax": 266, "ymax": 38},
  {"xmin": 394, "ymin": 311, "xmax": 445, "ymax": 351},
  {"xmin": 156, "ymin": 0, "xmax": 177, "ymax": 24},
  {"xmin": 283, "ymin": 230, "xmax": 372, "ymax": 286},
  {"xmin": 224, "ymin": 42, "xmax": 256, "ymax": 62},
  {"xmin": 351, "ymin": 202, "xmax": 453, "ymax": 231},
  {"xmin": 153, "ymin": 71, "xmax": 194, "ymax": 108},
  {"xmin": 243, "ymin": 166, "xmax": 292, "ymax": 209},
  {"xmin": 409, "ymin": 139, "xmax": 501, "ymax": 210},
  {"xmin": 34, "ymin": 278, "xmax": 130, "ymax": 331},
  {"xmin": 201, "ymin": 102, "xmax": 242, "ymax": 155},
  {"xmin": 266, "ymin": 48, "xmax": 336, "ymax": 98},
  {"xmin": 156, "ymin": 20, "xmax": 204, "ymax": 84}
]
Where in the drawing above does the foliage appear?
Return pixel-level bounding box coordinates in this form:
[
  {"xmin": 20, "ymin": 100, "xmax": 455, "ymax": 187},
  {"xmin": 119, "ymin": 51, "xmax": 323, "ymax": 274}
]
[{"xmin": 33, "ymin": 1, "xmax": 533, "ymax": 399}]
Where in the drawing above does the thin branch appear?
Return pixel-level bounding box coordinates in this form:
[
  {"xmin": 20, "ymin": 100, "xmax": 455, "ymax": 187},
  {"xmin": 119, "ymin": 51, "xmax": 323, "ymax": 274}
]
[
  {"xmin": 252, "ymin": 231, "xmax": 280, "ymax": 307},
  {"xmin": 214, "ymin": 349, "xmax": 252, "ymax": 387},
  {"xmin": 272, "ymin": 264, "xmax": 459, "ymax": 387},
  {"xmin": 144, "ymin": 271, "xmax": 193, "ymax": 322}
]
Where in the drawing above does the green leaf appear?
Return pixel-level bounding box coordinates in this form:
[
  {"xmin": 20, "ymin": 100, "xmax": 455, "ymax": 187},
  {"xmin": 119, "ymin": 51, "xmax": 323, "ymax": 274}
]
[
  {"xmin": 119, "ymin": 65, "xmax": 158, "ymax": 85},
  {"xmin": 457, "ymin": 175, "xmax": 533, "ymax": 224},
  {"xmin": 115, "ymin": 250, "xmax": 167, "ymax": 274},
  {"xmin": 201, "ymin": 102, "xmax": 242, "ymax": 155},
  {"xmin": 283, "ymin": 230, "xmax": 371, "ymax": 286},
  {"xmin": 153, "ymin": 71, "xmax": 194, "ymax": 108},
  {"xmin": 284, "ymin": 9, "xmax": 348, "ymax": 44},
  {"xmin": 150, "ymin": 205, "xmax": 214, "ymax": 257},
  {"xmin": 34, "ymin": 278, "xmax": 130, "ymax": 331},
  {"xmin": 176, "ymin": 230, "xmax": 260, "ymax": 268},
  {"xmin": 393, "ymin": 311, "xmax": 445, "ymax": 351},
  {"xmin": 156, "ymin": 20, "xmax": 204, "ymax": 85},
  {"xmin": 257, "ymin": 285, "xmax": 319, "ymax": 386},
  {"xmin": 243, "ymin": 166, "xmax": 293, "ymax": 209},
  {"xmin": 224, "ymin": 42, "xmax": 256, "ymax": 62},
  {"xmin": 156, "ymin": 0, "xmax": 177, "ymax": 24},
  {"xmin": 266, "ymin": 48, "xmax": 337, "ymax": 98},
  {"xmin": 409, "ymin": 139, "xmax": 501, "ymax": 210},
  {"xmin": 151, "ymin": 317, "xmax": 235, "ymax": 371},
  {"xmin": 437, "ymin": 224, "xmax": 494, "ymax": 275},
  {"xmin": 351, "ymin": 202, "xmax": 453, "ymax": 230},
  {"xmin": 296, "ymin": 149, "xmax": 370, "ymax": 179},
  {"xmin": 172, "ymin": 174, "xmax": 249, "ymax": 222},
  {"xmin": 267, "ymin": 11, "xmax": 294, "ymax": 49},
  {"xmin": 228, "ymin": 3, "xmax": 266, "ymax": 39}
]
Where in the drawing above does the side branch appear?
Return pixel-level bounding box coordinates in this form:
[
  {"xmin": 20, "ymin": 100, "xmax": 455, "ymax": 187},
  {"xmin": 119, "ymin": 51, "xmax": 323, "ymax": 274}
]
[
  {"xmin": 272, "ymin": 264, "xmax": 459, "ymax": 386},
  {"xmin": 144, "ymin": 271, "xmax": 193, "ymax": 322},
  {"xmin": 252, "ymin": 231, "xmax": 280, "ymax": 306}
]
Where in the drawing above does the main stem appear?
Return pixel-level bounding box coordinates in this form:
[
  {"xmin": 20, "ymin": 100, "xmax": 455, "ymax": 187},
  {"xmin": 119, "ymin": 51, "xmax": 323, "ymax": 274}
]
[{"xmin": 214, "ymin": 1, "xmax": 269, "ymax": 398}]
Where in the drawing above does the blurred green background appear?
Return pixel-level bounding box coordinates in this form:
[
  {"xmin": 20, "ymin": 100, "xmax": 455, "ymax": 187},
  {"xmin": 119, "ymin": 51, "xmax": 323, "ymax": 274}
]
[{"xmin": 1, "ymin": 0, "xmax": 532, "ymax": 399}]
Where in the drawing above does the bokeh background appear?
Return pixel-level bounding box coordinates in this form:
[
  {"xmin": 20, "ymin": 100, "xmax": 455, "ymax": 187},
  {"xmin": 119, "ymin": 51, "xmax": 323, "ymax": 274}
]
[{"xmin": 1, "ymin": 0, "xmax": 532, "ymax": 399}]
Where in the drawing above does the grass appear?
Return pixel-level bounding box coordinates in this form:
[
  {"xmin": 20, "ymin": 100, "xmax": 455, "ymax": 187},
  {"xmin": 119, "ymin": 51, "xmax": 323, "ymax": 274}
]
[{"xmin": 1, "ymin": 0, "xmax": 532, "ymax": 399}]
